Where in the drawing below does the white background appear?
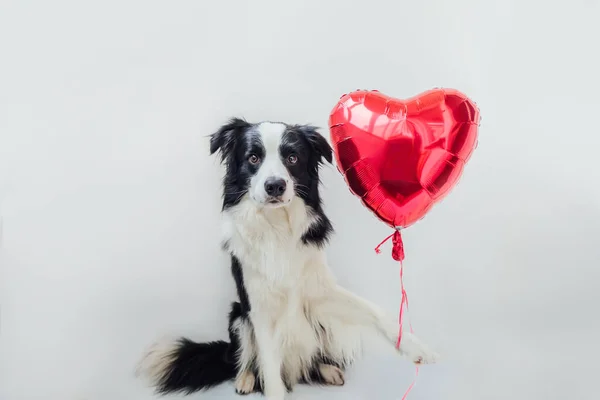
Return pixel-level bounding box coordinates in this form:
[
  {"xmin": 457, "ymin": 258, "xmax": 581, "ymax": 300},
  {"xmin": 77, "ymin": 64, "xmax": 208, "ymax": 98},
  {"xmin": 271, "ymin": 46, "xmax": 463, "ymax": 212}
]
[{"xmin": 1, "ymin": 1, "xmax": 599, "ymax": 399}]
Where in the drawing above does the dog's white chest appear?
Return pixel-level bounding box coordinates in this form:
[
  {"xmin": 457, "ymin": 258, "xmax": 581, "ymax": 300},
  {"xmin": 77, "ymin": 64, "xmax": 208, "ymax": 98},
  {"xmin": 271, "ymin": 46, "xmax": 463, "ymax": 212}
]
[
  {"xmin": 223, "ymin": 197, "xmax": 317, "ymax": 283},
  {"xmin": 222, "ymin": 197, "xmax": 326, "ymax": 379}
]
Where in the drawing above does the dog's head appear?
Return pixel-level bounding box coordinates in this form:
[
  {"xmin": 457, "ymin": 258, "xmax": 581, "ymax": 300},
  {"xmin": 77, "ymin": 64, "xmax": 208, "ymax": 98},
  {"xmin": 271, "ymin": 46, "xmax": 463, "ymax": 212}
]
[{"xmin": 210, "ymin": 118, "xmax": 332, "ymax": 210}]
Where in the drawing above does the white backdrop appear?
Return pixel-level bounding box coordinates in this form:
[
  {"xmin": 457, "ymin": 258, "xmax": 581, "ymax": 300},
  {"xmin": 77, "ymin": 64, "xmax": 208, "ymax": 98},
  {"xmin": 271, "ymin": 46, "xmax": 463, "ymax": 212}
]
[{"xmin": 1, "ymin": 1, "xmax": 599, "ymax": 399}]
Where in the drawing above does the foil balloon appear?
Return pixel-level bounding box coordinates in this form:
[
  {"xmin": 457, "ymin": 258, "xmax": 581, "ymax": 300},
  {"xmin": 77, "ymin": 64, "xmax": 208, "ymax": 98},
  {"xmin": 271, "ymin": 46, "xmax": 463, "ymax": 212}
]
[
  {"xmin": 329, "ymin": 89, "xmax": 480, "ymax": 231},
  {"xmin": 329, "ymin": 89, "xmax": 479, "ymax": 400}
]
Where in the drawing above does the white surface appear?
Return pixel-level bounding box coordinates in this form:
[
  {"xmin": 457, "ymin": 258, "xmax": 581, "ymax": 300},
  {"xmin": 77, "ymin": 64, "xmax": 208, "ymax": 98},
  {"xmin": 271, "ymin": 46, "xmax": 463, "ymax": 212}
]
[{"xmin": 1, "ymin": 1, "xmax": 599, "ymax": 399}]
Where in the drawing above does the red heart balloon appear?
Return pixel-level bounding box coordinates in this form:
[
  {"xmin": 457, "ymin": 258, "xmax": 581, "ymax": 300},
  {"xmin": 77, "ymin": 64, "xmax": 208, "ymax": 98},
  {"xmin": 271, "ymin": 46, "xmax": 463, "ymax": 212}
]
[{"xmin": 329, "ymin": 89, "xmax": 480, "ymax": 229}]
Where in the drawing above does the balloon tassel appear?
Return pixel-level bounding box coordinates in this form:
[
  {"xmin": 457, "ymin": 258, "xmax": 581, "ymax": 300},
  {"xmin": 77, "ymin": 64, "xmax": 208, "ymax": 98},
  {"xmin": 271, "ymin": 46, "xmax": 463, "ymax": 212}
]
[{"xmin": 374, "ymin": 230, "xmax": 417, "ymax": 399}]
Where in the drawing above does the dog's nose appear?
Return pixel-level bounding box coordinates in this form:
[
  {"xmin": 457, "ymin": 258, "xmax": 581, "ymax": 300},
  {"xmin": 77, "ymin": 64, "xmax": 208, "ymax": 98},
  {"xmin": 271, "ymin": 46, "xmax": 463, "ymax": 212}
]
[{"xmin": 264, "ymin": 178, "xmax": 287, "ymax": 197}]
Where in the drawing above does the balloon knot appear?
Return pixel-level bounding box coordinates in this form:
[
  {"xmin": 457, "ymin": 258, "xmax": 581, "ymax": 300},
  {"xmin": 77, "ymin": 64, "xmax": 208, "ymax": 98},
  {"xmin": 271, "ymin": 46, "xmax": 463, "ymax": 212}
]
[{"xmin": 392, "ymin": 230, "xmax": 405, "ymax": 262}]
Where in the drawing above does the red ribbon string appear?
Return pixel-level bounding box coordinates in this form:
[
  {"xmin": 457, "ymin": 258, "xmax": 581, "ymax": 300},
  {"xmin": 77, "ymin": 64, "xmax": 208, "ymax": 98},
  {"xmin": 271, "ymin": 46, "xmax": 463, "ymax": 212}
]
[
  {"xmin": 374, "ymin": 230, "xmax": 418, "ymax": 400},
  {"xmin": 374, "ymin": 232, "xmax": 395, "ymax": 254}
]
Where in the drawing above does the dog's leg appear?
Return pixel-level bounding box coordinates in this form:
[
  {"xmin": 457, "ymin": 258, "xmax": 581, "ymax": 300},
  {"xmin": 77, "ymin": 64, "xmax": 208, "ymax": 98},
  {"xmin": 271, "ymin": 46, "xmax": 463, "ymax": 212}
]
[
  {"xmin": 319, "ymin": 286, "xmax": 439, "ymax": 364},
  {"xmin": 251, "ymin": 312, "xmax": 286, "ymax": 400},
  {"xmin": 233, "ymin": 318, "xmax": 258, "ymax": 395}
]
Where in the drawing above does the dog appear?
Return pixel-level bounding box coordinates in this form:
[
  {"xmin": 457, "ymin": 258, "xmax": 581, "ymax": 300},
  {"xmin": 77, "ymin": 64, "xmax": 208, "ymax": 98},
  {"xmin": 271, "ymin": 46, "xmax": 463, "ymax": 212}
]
[{"xmin": 137, "ymin": 118, "xmax": 439, "ymax": 399}]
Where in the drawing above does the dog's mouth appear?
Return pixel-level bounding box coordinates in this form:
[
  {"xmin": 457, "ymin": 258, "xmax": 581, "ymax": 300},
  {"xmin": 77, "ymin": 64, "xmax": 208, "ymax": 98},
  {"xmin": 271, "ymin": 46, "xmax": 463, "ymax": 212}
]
[{"xmin": 266, "ymin": 197, "xmax": 283, "ymax": 204}]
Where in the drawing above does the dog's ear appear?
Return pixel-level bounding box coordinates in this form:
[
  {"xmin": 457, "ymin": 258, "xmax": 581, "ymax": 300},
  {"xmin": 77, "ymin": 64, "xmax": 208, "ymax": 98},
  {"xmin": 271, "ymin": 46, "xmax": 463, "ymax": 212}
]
[
  {"xmin": 210, "ymin": 118, "xmax": 251, "ymax": 162},
  {"xmin": 297, "ymin": 125, "xmax": 333, "ymax": 164}
]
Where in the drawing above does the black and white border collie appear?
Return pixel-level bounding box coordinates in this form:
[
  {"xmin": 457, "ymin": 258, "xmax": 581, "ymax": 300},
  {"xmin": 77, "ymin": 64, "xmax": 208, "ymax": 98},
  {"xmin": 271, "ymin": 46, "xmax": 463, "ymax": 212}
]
[{"xmin": 138, "ymin": 119, "xmax": 438, "ymax": 400}]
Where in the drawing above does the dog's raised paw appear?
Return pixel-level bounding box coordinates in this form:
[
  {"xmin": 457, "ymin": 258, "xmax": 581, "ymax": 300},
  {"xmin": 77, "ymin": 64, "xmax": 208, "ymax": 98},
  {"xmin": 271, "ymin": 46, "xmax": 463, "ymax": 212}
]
[
  {"xmin": 397, "ymin": 332, "xmax": 440, "ymax": 365},
  {"xmin": 408, "ymin": 345, "xmax": 440, "ymax": 365}
]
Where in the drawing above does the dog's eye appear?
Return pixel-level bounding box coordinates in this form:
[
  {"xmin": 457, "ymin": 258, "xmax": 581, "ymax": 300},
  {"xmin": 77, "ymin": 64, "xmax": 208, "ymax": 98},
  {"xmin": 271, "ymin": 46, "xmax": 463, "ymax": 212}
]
[
  {"xmin": 287, "ymin": 154, "xmax": 298, "ymax": 165},
  {"xmin": 248, "ymin": 154, "xmax": 260, "ymax": 165}
]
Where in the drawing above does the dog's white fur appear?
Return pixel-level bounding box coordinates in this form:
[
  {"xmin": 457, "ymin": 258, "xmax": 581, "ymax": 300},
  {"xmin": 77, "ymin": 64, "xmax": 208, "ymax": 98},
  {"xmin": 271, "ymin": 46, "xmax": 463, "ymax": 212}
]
[
  {"xmin": 249, "ymin": 122, "xmax": 294, "ymax": 206},
  {"xmin": 220, "ymin": 123, "xmax": 439, "ymax": 400}
]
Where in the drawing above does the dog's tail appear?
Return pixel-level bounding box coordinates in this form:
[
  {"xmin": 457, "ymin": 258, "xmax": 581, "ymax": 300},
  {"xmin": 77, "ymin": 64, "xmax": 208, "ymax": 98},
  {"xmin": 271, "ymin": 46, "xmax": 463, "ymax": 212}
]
[{"xmin": 137, "ymin": 337, "xmax": 237, "ymax": 394}]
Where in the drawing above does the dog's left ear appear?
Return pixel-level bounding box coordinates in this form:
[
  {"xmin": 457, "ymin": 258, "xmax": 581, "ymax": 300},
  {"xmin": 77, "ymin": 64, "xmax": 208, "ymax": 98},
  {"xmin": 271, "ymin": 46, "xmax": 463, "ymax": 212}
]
[{"xmin": 297, "ymin": 125, "xmax": 333, "ymax": 164}]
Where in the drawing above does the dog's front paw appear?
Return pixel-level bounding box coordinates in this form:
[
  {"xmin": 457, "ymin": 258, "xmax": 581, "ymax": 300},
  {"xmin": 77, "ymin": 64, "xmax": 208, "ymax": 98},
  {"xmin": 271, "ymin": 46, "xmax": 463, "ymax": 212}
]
[
  {"xmin": 264, "ymin": 385, "xmax": 286, "ymax": 400},
  {"xmin": 398, "ymin": 333, "xmax": 440, "ymax": 364},
  {"xmin": 408, "ymin": 344, "xmax": 440, "ymax": 365}
]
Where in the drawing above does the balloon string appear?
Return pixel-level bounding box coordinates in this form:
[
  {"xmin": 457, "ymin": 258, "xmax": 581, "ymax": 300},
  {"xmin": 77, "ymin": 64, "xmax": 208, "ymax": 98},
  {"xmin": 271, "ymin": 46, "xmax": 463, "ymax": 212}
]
[
  {"xmin": 374, "ymin": 232, "xmax": 395, "ymax": 254},
  {"xmin": 375, "ymin": 231, "xmax": 418, "ymax": 400},
  {"xmin": 400, "ymin": 365, "xmax": 419, "ymax": 400},
  {"xmin": 398, "ymin": 259, "xmax": 418, "ymax": 400}
]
